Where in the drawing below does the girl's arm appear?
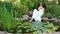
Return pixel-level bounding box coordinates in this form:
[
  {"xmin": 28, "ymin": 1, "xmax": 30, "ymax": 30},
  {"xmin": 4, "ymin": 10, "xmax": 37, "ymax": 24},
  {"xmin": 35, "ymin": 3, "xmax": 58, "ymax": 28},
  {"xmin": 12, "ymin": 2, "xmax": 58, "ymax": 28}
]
[
  {"xmin": 42, "ymin": 9, "xmax": 45, "ymax": 17},
  {"xmin": 29, "ymin": 17, "xmax": 34, "ymax": 22},
  {"xmin": 38, "ymin": 6, "xmax": 40, "ymax": 10},
  {"xmin": 29, "ymin": 10, "xmax": 34, "ymax": 22},
  {"xmin": 29, "ymin": 9, "xmax": 37, "ymax": 22},
  {"xmin": 43, "ymin": 12, "xmax": 45, "ymax": 17}
]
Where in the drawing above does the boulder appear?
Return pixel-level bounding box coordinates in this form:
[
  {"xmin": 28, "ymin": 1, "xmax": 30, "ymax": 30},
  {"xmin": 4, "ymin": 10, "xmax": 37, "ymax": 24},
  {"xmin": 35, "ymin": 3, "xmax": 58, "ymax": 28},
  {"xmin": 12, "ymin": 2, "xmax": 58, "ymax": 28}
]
[{"xmin": 28, "ymin": 10, "xmax": 33, "ymax": 17}]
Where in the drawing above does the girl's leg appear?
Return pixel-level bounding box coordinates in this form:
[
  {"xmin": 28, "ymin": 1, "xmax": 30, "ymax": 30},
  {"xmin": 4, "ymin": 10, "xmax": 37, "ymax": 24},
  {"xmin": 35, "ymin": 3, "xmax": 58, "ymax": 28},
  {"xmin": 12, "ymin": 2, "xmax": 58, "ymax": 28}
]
[{"xmin": 35, "ymin": 21, "xmax": 41, "ymax": 28}]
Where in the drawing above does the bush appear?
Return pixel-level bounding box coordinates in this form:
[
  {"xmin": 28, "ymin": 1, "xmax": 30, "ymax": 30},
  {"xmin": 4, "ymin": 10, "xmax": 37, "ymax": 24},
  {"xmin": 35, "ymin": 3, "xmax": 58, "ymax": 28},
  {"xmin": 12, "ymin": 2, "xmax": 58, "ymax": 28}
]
[
  {"xmin": 0, "ymin": 7, "xmax": 17, "ymax": 31},
  {"xmin": 45, "ymin": 1, "xmax": 60, "ymax": 18}
]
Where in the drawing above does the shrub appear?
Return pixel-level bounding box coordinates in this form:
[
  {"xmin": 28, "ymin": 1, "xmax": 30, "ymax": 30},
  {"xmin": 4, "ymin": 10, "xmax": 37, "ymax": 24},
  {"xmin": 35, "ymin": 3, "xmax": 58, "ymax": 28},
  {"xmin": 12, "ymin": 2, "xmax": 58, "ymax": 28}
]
[{"xmin": 0, "ymin": 7, "xmax": 16, "ymax": 31}]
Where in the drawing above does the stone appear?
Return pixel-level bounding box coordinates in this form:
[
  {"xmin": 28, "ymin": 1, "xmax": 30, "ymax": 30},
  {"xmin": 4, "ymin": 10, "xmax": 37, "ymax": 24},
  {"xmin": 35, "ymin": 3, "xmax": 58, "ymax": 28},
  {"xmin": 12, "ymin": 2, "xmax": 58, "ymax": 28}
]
[
  {"xmin": 23, "ymin": 15, "xmax": 29, "ymax": 20},
  {"xmin": 28, "ymin": 11, "xmax": 33, "ymax": 17}
]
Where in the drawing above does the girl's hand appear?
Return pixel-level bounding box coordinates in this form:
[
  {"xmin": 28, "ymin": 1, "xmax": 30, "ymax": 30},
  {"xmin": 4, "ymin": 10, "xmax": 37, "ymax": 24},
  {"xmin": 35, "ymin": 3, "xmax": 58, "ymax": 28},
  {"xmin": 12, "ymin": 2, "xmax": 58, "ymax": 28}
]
[
  {"xmin": 29, "ymin": 17, "xmax": 33, "ymax": 22},
  {"xmin": 29, "ymin": 20, "xmax": 32, "ymax": 22}
]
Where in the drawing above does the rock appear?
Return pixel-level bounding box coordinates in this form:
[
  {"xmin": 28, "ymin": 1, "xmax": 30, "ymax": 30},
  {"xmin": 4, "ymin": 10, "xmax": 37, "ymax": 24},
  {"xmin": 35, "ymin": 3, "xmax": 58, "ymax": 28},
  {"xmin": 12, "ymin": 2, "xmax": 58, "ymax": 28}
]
[
  {"xmin": 0, "ymin": 31, "xmax": 13, "ymax": 34},
  {"xmin": 28, "ymin": 11, "xmax": 33, "ymax": 17},
  {"xmin": 23, "ymin": 15, "xmax": 29, "ymax": 20}
]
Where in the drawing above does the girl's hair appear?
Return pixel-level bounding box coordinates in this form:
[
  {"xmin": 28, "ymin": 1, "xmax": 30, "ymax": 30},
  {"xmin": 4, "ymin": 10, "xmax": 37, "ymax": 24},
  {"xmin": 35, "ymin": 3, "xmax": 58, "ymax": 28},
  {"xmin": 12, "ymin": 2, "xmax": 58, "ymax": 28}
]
[{"xmin": 41, "ymin": 2, "xmax": 46, "ymax": 9}]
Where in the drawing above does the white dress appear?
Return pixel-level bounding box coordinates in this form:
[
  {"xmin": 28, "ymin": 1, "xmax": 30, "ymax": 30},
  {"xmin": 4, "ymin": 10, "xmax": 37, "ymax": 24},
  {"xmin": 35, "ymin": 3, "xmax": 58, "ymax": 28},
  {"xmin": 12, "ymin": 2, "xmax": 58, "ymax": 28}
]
[
  {"xmin": 31, "ymin": 8, "xmax": 44, "ymax": 29},
  {"xmin": 32, "ymin": 8, "xmax": 44, "ymax": 22}
]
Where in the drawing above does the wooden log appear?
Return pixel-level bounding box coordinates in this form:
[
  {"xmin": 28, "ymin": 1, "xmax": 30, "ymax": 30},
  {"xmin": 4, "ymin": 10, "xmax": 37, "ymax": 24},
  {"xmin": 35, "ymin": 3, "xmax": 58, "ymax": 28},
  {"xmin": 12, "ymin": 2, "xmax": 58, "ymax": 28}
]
[
  {"xmin": 22, "ymin": 15, "xmax": 60, "ymax": 25},
  {"xmin": 22, "ymin": 15, "xmax": 58, "ymax": 22},
  {"xmin": 41, "ymin": 17, "xmax": 58, "ymax": 22}
]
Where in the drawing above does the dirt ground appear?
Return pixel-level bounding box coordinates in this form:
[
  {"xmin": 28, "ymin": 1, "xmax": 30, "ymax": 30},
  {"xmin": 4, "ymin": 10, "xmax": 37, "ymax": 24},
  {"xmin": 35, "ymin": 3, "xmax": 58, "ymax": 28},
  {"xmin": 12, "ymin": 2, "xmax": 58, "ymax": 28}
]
[{"xmin": 0, "ymin": 31, "xmax": 60, "ymax": 34}]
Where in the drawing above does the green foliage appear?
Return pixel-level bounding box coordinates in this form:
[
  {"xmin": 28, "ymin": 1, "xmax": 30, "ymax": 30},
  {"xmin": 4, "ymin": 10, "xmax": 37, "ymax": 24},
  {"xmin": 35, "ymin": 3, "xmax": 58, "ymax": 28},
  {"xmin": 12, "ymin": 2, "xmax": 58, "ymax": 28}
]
[
  {"xmin": 13, "ymin": 0, "xmax": 43, "ymax": 17},
  {"xmin": 17, "ymin": 0, "xmax": 60, "ymax": 18},
  {"xmin": 45, "ymin": 1, "xmax": 60, "ymax": 18},
  {"xmin": 0, "ymin": 7, "xmax": 16, "ymax": 31},
  {"xmin": 0, "ymin": 0, "xmax": 60, "ymax": 18},
  {"xmin": 0, "ymin": 0, "xmax": 60, "ymax": 33},
  {"xmin": 58, "ymin": 0, "xmax": 60, "ymax": 5},
  {"xmin": 16, "ymin": 21, "xmax": 58, "ymax": 33}
]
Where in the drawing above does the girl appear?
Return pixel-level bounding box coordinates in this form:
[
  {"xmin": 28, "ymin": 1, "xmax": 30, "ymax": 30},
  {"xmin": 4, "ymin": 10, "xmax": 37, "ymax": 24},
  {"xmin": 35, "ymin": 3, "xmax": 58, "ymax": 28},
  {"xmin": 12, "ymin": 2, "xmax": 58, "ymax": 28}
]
[{"xmin": 29, "ymin": 2, "xmax": 46, "ymax": 29}]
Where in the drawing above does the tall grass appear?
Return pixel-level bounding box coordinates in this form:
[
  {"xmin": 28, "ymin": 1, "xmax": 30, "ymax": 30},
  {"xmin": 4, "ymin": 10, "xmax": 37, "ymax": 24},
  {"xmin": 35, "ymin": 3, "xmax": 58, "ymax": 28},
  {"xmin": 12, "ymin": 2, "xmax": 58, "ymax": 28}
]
[{"xmin": 0, "ymin": 7, "xmax": 16, "ymax": 31}]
